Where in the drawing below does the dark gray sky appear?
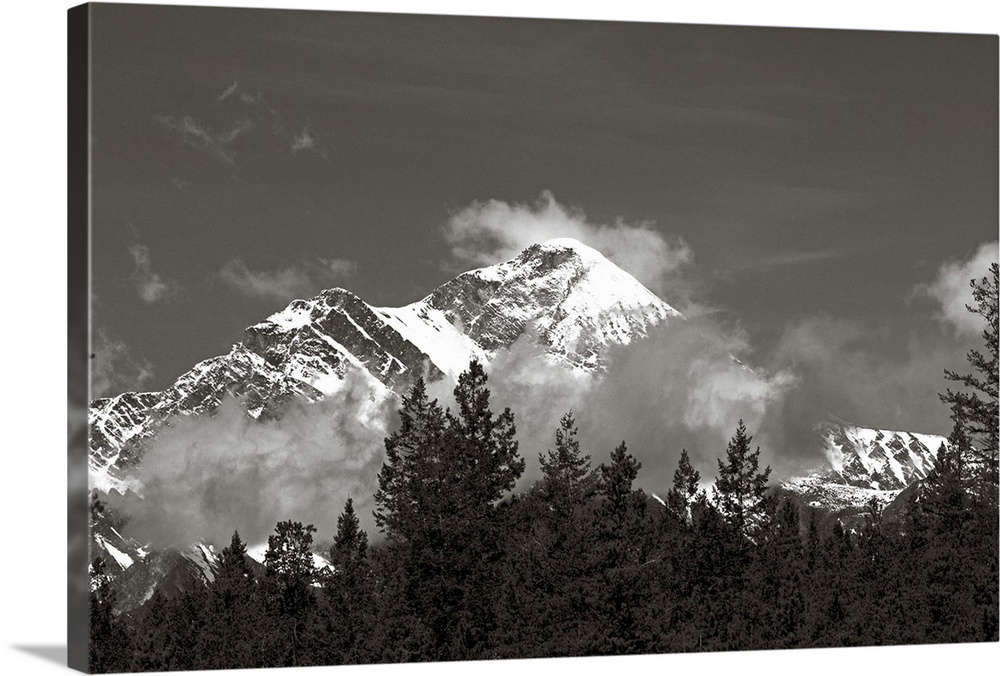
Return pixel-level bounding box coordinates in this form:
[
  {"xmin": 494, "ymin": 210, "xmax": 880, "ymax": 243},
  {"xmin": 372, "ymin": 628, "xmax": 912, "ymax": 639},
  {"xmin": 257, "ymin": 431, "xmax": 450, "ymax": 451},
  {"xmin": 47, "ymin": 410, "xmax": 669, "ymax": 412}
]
[{"xmin": 90, "ymin": 3, "xmax": 997, "ymax": 437}]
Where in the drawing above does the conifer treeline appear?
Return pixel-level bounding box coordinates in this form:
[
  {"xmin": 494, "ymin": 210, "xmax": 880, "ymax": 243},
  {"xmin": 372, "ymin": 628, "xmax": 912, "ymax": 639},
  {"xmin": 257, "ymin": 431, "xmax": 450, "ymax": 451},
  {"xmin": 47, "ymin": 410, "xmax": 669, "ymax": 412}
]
[{"xmin": 89, "ymin": 266, "xmax": 999, "ymax": 672}]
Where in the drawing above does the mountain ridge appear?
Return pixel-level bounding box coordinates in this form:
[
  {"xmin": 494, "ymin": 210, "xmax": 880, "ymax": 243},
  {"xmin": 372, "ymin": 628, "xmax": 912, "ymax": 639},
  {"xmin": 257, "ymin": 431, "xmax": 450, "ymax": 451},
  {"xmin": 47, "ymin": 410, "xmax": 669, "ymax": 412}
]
[
  {"xmin": 89, "ymin": 239, "xmax": 679, "ymax": 492},
  {"xmin": 88, "ymin": 238, "xmax": 946, "ymax": 514}
]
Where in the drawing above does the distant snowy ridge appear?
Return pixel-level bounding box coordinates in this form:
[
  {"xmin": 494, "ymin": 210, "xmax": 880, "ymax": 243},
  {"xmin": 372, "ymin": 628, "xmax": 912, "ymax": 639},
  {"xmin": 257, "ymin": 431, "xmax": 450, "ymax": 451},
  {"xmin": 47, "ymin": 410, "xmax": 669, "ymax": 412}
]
[{"xmin": 780, "ymin": 417, "xmax": 947, "ymax": 512}]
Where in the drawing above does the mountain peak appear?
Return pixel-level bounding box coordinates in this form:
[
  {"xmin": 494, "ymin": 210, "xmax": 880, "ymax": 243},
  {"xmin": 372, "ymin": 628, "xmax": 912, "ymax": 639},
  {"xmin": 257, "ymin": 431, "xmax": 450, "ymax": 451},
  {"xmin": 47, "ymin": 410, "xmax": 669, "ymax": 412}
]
[
  {"xmin": 537, "ymin": 237, "xmax": 601, "ymax": 255},
  {"xmin": 516, "ymin": 238, "xmax": 614, "ymax": 273}
]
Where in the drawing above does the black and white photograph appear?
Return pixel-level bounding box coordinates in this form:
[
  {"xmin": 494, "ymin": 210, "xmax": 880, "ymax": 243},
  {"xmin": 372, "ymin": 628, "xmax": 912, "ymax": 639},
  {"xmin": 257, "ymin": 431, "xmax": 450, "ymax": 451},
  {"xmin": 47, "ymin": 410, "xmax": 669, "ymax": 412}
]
[{"xmin": 26, "ymin": 1, "xmax": 1000, "ymax": 674}]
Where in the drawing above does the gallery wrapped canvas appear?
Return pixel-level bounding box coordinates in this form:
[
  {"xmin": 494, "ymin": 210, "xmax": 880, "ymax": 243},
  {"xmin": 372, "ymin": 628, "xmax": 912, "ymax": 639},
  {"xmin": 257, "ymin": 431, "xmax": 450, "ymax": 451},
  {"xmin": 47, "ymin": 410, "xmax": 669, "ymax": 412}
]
[{"xmin": 68, "ymin": 2, "xmax": 998, "ymax": 673}]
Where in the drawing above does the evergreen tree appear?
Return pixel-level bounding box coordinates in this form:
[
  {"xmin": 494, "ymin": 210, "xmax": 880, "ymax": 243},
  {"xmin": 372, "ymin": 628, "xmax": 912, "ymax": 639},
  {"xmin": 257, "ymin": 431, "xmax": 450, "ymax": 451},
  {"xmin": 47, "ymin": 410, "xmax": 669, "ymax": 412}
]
[
  {"xmin": 323, "ymin": 498, "xmax": 374, "ymax": 664},
  {"xmin": 918, "ymin": 424, "xmax": 972, "ymax": 532},
  {"xmin": 666, "ymin": 449, "xmax": 702, "ymax": 524},
  {"xmin": 593, "ymin": 442, "xmax": 655, "ymax": 654},
  {"xmin": 712, "ymin": 420, "xmax": 773, "ymax": 544},
  {"xmin": 493, "ymin": 412, "xmax": 601, "ymax": 658},
  {"xmin": 597, "ymin": 442, "xmax": 646, "ymax": 550},
  {"xmin": 371, "ymin": 360, "xmax": 525, "ymax": 661},
  {"xmin": 374, "ymin": 378, "xmax": 448, "ymax": 543},
  {"xmin": 940, "ymin": 262, "xmax": 998, "ymax": 487},
  {"xmin": 198, "ymin": 530, "xmax": 261, "ymax": 669},
  {"xmin": 538, "ymin": 411, "xmax": 599, "ymax": 513},
  {"xmin": 448, "ymin": 359, "xmax": 525, "ymax": 504},
  {"xmin": 330, "ymin": 497, "xmax": 368, "ymax": 569},
  {"xmin": 747, "ymin": 498, "xmax": 806, "ymax": 649},
  {"xmin": 263, "ymin": 521, "xmax": 319, "ymax": 666},
  {"xmin": 88, "ymin": 557, "xmax": 131, "ymax": 673}
]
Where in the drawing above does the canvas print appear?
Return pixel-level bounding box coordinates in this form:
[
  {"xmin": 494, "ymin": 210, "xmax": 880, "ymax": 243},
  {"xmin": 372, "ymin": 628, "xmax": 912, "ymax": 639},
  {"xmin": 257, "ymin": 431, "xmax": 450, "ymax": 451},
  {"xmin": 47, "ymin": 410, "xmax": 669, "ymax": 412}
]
[{"xmin": 72, "ymin": 3, "xmax": 999, "ymax": 672}]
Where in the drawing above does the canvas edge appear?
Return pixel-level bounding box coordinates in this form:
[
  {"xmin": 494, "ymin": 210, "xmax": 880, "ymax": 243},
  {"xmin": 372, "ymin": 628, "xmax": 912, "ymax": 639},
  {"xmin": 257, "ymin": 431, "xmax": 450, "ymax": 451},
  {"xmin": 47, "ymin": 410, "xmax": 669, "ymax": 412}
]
[{"xmin": 68, "ymin": 2, "xmax": 92, "ymax": 673}]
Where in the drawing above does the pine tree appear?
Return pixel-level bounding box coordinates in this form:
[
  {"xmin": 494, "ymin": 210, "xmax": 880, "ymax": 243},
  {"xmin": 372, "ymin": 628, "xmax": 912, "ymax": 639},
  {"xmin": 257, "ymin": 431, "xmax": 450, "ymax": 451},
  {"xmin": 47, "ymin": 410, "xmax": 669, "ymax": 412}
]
[
  {"xmin": 330, "ymin": 497, "xmax": 368, "ymax": 569},
  {"xmin": 198, "ymin": 530, "xmax": 261, "ymax": 669},
  {"xmin": 538, "ymin": 411, "xmax": 599, "ymax": 514},
  {"xmin": 88, "ymin": 556, "xmax": 132, "ymax": 673},
  {"xmin": 263, "ymin": 521, "xmax": 319, "ymax": 666},
  {"xmin": 597, "ymin": 442, "xmax": 646, "ymax": 548},
  {"xmin": 666, "ymin": 449, "xmax": 703, "ymax": 524},
  {"xmin": 323, "ymin": 498, "xmax": 374, "ymax": 664},
  {"xmin": 940, "ymin": 262, "xmax": 998, "ymax": 488},
  {"xmin": 593, "ymin": 441, "xmax": 654, "ymax": 654},
  {"xmin": 918, "ymin": 424, "xmax": 972, "ymax": 532},
  {"xmin": 371, "ymin": 360, "xmax": 525, "ymax": 661},
  {"xmin": 374, "ymin": 378, "xmax": 448, "ymax": 543},
  {"xmin": 747, "ymin": 498, "xmax": 806, "ymax": 649},
  {"xmin": 712, "ymin": 420, "xmax": 773, "ymax": 544},
  {"xmin": 447, "ymin": 359, "xmax": 525, "ymax": 506},
  {"xmin": 494, "ymin": 412, "xmax": 602, "ymax": 658}
]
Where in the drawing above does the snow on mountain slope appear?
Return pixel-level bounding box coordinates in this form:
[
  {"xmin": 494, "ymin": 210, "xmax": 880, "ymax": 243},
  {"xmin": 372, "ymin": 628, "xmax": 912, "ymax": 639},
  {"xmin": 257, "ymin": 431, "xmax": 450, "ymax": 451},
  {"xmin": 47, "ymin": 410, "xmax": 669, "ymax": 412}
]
[
  {"xmin": 378, "ymin": 239, "xmax": 682, "ymax": 376},
  {"xmin": 373, "ymin": 303, "xmax": 489, "ymax": 381},
  {"xmin": 818, "ymin": 417, "xmax": 944, "ymax": 491},
  {"xmin": 89, "ymin": 239, "xmax": 682, "ymax": 476},
  {"xmin": 91, "ymin": 238, "xmax": 948, "ymax": 523},
  {"xmin": 780, "ymin": 417, "xmax": 947, "ymax": 513},
  {"xmin": 245, "ymin": 287, "xmax": 443, "ymax": 394}
]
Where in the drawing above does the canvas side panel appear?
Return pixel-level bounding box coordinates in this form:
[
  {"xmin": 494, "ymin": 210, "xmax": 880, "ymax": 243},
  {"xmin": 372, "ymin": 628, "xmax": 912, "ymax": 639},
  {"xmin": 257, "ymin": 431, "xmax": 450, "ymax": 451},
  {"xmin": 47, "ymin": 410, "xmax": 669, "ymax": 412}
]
[{"xmin": 67, "ymin": 3, "xmax": 91, "ymax": 672}]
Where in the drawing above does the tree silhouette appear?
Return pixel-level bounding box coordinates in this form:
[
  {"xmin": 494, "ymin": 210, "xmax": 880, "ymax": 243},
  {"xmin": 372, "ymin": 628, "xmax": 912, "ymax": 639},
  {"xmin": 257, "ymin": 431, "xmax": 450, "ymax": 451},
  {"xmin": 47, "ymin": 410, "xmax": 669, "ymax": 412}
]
[
  {"xmin": 712, "ymin": 420, "xmax": 773, "ymax": 544},
  {"xmin": 940, "ymin": 262, "xmax": 998, "ymax": 488}
]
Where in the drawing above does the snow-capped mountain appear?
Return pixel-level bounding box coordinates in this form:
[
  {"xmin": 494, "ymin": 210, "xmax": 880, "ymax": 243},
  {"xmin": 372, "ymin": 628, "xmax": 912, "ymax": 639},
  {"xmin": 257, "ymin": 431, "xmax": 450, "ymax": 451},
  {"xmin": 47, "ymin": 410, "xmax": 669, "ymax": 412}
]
[
  {"xmin": 89, "ymin": 239, "xmax": 680, "ymax": 491},
  {"xmin": 374, "ymin": 238, "xmax": 681, "ymax": 377},
  {"xmin": 89, "ymin": 237, "xmax": 948, "ymax": 524},
  {"xmin": 780, "ymin": 417, "xmax": 947, "ymax": 516},
  {"xmin": 88, "ymin": 238, "xmax": 955, "ymax": 609}
]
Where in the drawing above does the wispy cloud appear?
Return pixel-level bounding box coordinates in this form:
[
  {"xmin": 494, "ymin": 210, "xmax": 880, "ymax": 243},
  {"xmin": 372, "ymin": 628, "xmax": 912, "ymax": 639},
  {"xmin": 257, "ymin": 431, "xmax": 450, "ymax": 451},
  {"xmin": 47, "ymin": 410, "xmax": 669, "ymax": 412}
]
[
  {"xmin": 160, "ymin": 82, "xmax": 322, "ymax": 164},
  {"xmin": 156, "ymin": 114, "xmax": 252, "ymax": 166},
  {"xmin": 128, "ymin": 244, "xmax": 178, "ymax": 303},
  {"xmin": 215, "ymin": 119, "xmax": 253, "ymax": 144},
  {"xmin": 915, "ymin": 240, "xmax": 998, "ymax": 336},
  {"xmin": 726, "ymin": 248, "xmax": 844, "ymax": 274},
  {"xmin": 91, "ymin": 329, "xmax": 155, "ymax": 398},
  {"xmin": 219, "ymin": 258, "xmax": 358, "ymax": 302},
  {"xmin": 218, "ymin": 81, "xmax": 238, "ymax": 102},
  {"xmin": 291, "ymin": 126, "xmax": 316, "ymax": 153},
  {"xmin": 442, "ymin": 190, "xmax": 693, "ymax": 302}
]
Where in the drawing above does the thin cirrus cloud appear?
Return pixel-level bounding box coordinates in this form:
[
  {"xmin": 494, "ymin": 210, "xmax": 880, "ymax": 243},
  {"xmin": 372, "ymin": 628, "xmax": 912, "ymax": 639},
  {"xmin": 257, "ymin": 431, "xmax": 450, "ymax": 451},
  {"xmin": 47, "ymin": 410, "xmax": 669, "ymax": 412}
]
[
  {"xmin": 91, "ymin": 329, "xmax": 155, "ymax": 399},
  {"xmin": 220, "ymin": 258, "xmax": 359, "ymax": 302},
  {"xmin": 442, "ymin": 190, "xmax": 693, "ymax": 301},
  {"xmin": 158, "ymin": 82, "xmax": 321, "ymax": 164},
  {"xmin": 128, "ymin": 244, "xmax": 179, "ymax": 304},
  {"xmin": 155, "ymin": 114, "xmax": 252, "ymax": 166},
  {"xmin": 218, "ymin": 80, "xmax": 238, "ymax": 102},
  {"xmin": 915, "ymin": 240, "xmax": 998, "ymax": 336}
]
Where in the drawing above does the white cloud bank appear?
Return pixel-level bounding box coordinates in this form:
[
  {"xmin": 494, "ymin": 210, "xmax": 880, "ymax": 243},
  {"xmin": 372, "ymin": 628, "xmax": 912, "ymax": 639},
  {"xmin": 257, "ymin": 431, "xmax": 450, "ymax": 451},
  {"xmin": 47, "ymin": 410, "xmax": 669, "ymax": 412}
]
[{"xmin": 918, "ymin": 240, "xmax": 998, "ymax": 336}]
